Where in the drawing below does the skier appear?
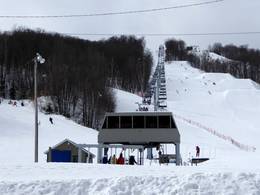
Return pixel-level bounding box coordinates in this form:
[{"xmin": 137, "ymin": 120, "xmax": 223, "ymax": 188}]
[
  {"xmin": 196, "ymin": 146, "xmax": 200, "ymax": 157},
  {"xmin": 49, "ymin": 117, "xmax": 53, "ymax": 124}
]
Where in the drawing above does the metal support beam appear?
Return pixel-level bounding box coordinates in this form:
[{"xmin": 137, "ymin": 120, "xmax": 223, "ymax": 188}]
[
  {"xmin": 176, "ymin": 143, "xmax": 181, "ymax": 166},
  {"xmin": 78, "ymin": 147, "xmax": 82, "ymax": 163},
  {"xmin": 87, "ymin": 147, "xmax": 90, "ymax": 163},
  {"xmin": 48, "ymin": 147, "xmax": 52, "ymax": 162},
  {"xmin": 97, "ymin": 147, "xmax": 102, "ymax": 163}
]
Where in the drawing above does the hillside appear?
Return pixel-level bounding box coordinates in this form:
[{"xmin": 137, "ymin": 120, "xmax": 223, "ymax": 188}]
[
  {"xmin": 0, "ymin": 100, "xmax": 98, "ymax": 163},
  {"xmin": 1, "ymin": 61, "xmax": 260, "ymax": 194},
  {"xmin": 165, "ymin": 61, "xmax": 260, "ymax": 167},
  {"xmin": 0, "ymin": 29, "xmax": 152, "ymax": 129}
]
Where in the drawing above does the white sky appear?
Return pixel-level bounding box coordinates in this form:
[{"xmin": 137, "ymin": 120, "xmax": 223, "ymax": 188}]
[{"xmin": 1, "ymin": 0, "xmax": 260, "ymax": 53}]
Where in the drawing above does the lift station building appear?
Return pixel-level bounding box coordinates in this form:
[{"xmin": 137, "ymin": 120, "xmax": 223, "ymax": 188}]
[{"xmin": 97, "ymin": 112, "xmax": 181, "ymax": 165}]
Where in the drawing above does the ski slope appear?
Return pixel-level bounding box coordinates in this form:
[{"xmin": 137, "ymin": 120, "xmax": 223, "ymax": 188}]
[
  {"xmin": 165, "ymin": 61, "xmax": 260, "ymax": 167},
  {"xmin": 1, "ymin": 61, "xmax": 260, "ymax": 194},
  {"xmin": 193, "ymin": 51, "xmax": 232, "ymax": 63},
  {"xmin": 0, "ymin": 100, "xmax": 98, "ymax": 164}
]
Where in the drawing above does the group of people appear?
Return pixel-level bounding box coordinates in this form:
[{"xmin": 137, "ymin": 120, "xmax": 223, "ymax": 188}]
[
  {"xmin": 142, "ymin": 98, "xmax": 151, "ymax": 105},
  {"xmin": 7, "ymin": 100, "xmax": 24, "ymax": 107},
  {"xmin": 3, "ymin": 99, "xmax": 55, "ymax": 125},
  {"xmin": 102, "ymin": 153, "xmax": 138, "ymax": 165},
  {"xmin": 137, "ymin": 106, "xmax": 148, "ymax": 111}
]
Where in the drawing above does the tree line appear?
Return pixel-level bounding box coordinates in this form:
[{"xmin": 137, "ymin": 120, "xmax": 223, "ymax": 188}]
[
  {"xmin": 164, "ymin": 38, "xmax": 260, "ymax": 84},
  {"xmin": 0, "ymin": 28, "xmax": 152, "ymax": 128}
]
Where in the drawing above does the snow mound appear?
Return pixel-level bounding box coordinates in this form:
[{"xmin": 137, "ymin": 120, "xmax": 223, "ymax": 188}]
[
  {"xmin": 1, "ymin": 164, "xmax": 260, "ymax": 195},
  {"xmin": 1, "ymin": 173, "xmax": 260, "ymax": 195}
]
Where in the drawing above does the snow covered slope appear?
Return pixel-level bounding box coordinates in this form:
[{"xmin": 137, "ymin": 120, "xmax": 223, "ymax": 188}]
[
  {"xmin": 1, "ymin": 61, "xmax": 260, "ymax": 194},
  {"xmin": 193, "ymin": 50, "xmax": 232, "ymax": 62},
  {"xmin": 0, "ymin": 100, "xmax": 98, "ymax": 163},
  {"xmin": 113, "ymin": 89, "xmax": 142, "ymax": 112},
  {"xmin": 208, "ymin": 51, "xmax": 231, "ymax": 62},
  {"xmin": 165, "ymin": 61, "xmax": 260, "ymax": 167}
]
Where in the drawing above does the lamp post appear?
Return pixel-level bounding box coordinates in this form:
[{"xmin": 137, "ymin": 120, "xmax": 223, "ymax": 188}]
[{"xmin": 34, "ymin": 53, "xmax": 45, "ymax": 163}]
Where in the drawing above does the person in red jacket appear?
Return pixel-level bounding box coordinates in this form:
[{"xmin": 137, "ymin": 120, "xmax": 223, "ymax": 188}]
[{"xmin": 117, "ymin": 153, "xmax": 125, "ymax": 165}]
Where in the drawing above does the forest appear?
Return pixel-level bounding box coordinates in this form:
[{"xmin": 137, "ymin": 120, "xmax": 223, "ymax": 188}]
[
  {"xmin": 0, "ymin": 28, "xmax": 153, "ymax": 129},
  {"xmin": 165, "ymin": 38, "xmax": 260, "ymax": 84}
]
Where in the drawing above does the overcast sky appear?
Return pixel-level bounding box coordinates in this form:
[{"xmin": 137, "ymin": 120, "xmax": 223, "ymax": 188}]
[{"xmin": 1, "ymin": 0, "xmax": 260, "ymax": 54}]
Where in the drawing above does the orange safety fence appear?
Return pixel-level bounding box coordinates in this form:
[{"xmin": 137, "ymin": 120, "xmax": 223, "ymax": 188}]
[{"xmin": 173, "ymin": 113, "xmax": 256, "ymax": 152}]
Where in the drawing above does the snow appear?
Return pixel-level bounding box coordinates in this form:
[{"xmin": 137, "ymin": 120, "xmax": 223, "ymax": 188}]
[
  {"xmin": 1, "ymin": 60, "xmax": 260, "ymax": 194},
  {"xmin": 1, "ymin": 164, "xmax": 260, "ymax": 194},
  {"xmin": 113, "ymin": 89, "xmax": 142, "ymax": 112},
  {"xmin": 208, "ymin": 52, "xmax": 231, "ymax": 62},
  {"xmin": 0, "ymin": 100, "xmax": 98, "ymax": 164},
  {"xmin": 165, "ymin": 61, "xmax": 260, "ymax": 166},
  {"xmin": 192, "ymin": 50, "xmax": 232, "ymax": 63}
]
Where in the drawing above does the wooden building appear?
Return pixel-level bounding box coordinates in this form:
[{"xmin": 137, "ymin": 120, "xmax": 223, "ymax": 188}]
[{"xmin": 45, "ymin": 139, "xmax": 95, "ymax": 163}]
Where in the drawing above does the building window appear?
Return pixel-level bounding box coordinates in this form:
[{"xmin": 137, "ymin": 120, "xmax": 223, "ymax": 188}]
[
  {"xmin": 133, "ymin": 116, "xmax": 145, "ymax": 128},
  {"xmin": 108, "ymin": 116, "xmax": 119, "ymax": 128},
  {"xmin": 171, "ymin": 117, "xmax": 177, "ymax": 128},
  {"xmin": 159, "ymin": 116, "xmax": 170, "ymax": 128},
  {"xmin": 120, "ymin": 116, "xmax": 132, "ymax": 128},
  {"xmin": 146, "ymin": 116, "xmax": 157, "ymax": 128},
  {"xmin": 102, "ymin": 118, "xmax": 107, "ymax": 129}
]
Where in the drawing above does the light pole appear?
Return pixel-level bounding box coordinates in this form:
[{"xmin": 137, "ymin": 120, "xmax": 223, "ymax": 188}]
[{"xmin": 34, "ymin": 53, "xmax": 45, "ymax": 163}]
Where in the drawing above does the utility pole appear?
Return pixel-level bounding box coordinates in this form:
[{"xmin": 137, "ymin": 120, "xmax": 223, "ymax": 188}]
[
  {"xmin": 34, "ymin": 53, "xmax": 45, "ymax": 163},
  {"xmin": 34, "ymin": 57, "xmax": 38, "ymax": 162}
]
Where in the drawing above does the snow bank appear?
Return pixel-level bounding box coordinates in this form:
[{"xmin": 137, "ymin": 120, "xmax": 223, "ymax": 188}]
[
  {"xmin": 1, "ymin": 164, "xmax": 260, "ymax": 195},
  {"xmin": 1, "ymin": 173, "xmax": 260, "ymax": 195}
]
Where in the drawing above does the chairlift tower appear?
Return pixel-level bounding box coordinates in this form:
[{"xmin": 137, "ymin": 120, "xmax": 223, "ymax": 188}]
[{"xmin": 143, "ymin": 45, "xmax": 167, "ymax": 111}]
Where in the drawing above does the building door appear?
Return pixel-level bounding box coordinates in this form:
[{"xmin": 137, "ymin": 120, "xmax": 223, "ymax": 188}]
[{"xmin": 51, "ymin": 150, "xmax": 71, "ymax": 162}]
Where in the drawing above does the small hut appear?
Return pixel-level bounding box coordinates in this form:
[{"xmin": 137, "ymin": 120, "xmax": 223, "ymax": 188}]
[{"xmin": 45, "ymin": 139, "xmax": 95, "ymax": 163}]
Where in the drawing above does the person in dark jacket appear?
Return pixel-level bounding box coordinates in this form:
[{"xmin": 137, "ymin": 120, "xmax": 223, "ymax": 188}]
[
  {"xmin": 196, "ymin": 146, "xmax": 200, "ymax": 157},
  {"xmin": 49, "ymin": 117, "xmax": 53, "ymax": 124},
  {"xmin": 102, "ymin": 155, "xmax": 108, "ymax": 164},
  {"xmin": 129, "ymin": 155, "xmax": 137, "ymax": 165}
]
